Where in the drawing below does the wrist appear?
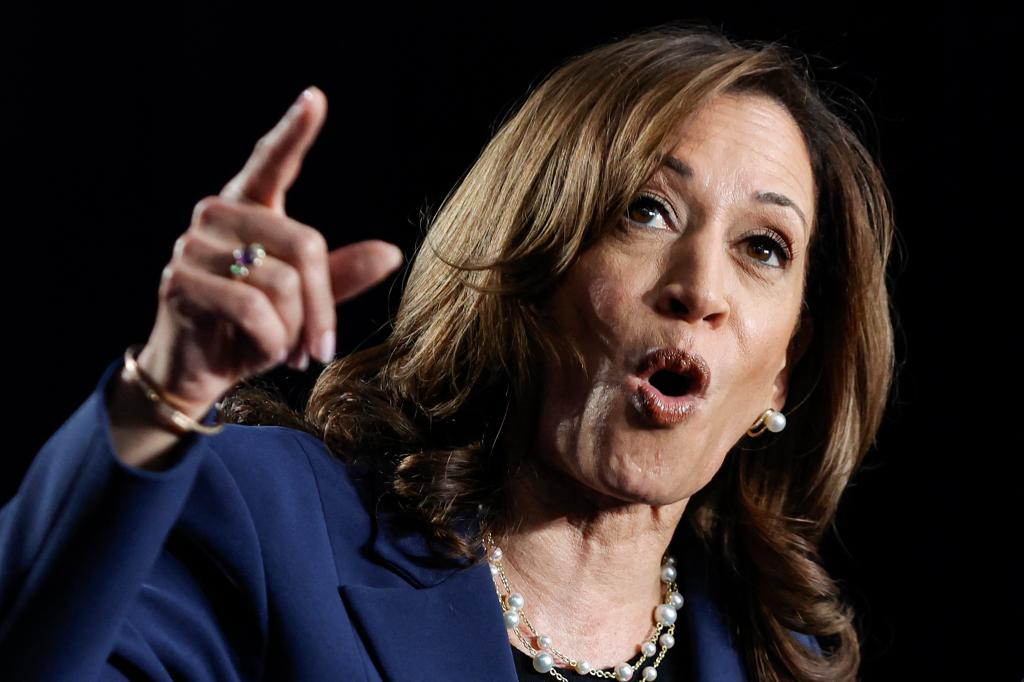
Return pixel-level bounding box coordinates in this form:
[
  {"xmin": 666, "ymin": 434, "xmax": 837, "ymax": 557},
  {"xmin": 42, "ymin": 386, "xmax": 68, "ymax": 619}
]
[
  {"xmin": 122, "ymin": 344, "xmax": 225, "ymax": 435},
  {"xmin": 134, "ymin": 344, "xmax": 218, "ymax": 416}
]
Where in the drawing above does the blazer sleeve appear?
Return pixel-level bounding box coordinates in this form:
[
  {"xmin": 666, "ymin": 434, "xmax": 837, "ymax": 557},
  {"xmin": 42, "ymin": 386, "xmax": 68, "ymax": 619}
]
[{"xmin": 0, "ymin": 354, "xmax": 267, "ymax": 681}]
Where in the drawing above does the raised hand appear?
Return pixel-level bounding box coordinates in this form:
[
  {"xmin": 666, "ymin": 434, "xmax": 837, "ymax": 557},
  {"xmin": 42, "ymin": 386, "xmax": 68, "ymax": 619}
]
[{"xmin": 133, "ymin": 86, "xmax": 404, "ymax": 421}]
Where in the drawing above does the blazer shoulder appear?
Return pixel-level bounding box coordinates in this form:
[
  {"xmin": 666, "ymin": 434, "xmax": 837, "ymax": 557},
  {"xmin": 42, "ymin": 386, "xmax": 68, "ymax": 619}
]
[
  {"xmin": 203, "ymin": 421, "xmax": 368, "ymax": 497},
  {"xmin": 200, "ymin": 422, "xmax": 378, "ymax": 552}
]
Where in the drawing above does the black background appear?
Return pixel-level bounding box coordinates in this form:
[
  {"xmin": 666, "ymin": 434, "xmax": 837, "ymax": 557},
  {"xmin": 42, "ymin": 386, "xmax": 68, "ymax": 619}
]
[{"xmin": 2, "ymin": 3, "xmax": 1019, "ymax": 679}]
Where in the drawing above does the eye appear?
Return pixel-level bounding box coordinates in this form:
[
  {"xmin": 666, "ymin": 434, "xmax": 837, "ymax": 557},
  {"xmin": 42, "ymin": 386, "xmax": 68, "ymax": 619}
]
[
  {"xmin": 624, "ymin": 193, "xmax": 795, "ymax": 270},
  {"xmin": 624, "ymin": 193, "xmax": 673, "ymax": 231},
  {"xmin": 744, "ymin": 227, "xmax": 793, "ymax": 269}
]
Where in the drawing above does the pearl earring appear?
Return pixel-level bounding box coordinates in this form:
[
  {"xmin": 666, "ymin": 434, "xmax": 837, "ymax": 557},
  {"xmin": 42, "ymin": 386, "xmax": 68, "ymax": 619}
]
[{"xmin": 746, "ymin": 408, "xmax": 786, "ymax": 437}]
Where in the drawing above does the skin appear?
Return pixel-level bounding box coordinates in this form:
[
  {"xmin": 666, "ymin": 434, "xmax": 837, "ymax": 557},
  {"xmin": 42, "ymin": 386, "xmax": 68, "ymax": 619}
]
[
  {"xmin": 109, "ymin": 88, "xmax": 404, "ymax": 471},
  {"xmin": 491, "ymin": 92, "xmax": 817, "ymax": 669}
]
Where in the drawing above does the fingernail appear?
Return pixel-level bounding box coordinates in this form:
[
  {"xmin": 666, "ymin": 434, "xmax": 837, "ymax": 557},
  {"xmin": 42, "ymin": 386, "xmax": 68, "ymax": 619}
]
[
  {"xmin": 294, "ymin": 87, "xmax": 316, "ymax": 108},
  {"xmin": 277, "ymin": 347, "xmax": 289, "ymax": 364},
  {"xmin": 287, "ymin": 348, "xmax": 309, "ymax": 370},
  {"xmin": 317, "ymin": 330, "xmax": 335, "ymax": 364},
  {"xmin": 385, "ymin": 245, "xmax": 404, "ymax": 269},
  {"xmin": 286, "ymin": 89, "xmax": 311, "ymax": 119}
]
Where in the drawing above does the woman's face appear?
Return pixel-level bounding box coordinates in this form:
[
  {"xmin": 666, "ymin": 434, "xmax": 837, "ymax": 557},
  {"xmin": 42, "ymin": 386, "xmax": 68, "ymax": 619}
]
[{"xmin": 533, "ymin": 92, "xmax": 816, "ymax": 507}]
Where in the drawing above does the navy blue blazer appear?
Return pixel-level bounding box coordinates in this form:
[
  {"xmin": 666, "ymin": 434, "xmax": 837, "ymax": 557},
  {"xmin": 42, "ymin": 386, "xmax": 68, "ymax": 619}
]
[{"xmin": 0, "ymin": 354, "xmax": 821, "ymax": 681}]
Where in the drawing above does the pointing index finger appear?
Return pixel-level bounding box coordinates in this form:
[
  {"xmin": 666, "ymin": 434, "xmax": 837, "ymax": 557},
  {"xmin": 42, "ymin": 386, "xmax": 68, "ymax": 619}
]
[{"xmin": 220, "ymin": 86, "xmax": 327, "ymax": 213}]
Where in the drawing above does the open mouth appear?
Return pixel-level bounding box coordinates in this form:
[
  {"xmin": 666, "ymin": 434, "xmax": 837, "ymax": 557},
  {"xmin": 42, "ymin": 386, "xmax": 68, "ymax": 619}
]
[
  {"xmin": 630, "ymin": 346, "xmax": 711, "ymax": 427},
  {"xmin": 647, "ymin": 369, "xmax": 695, "ymax": 398}
]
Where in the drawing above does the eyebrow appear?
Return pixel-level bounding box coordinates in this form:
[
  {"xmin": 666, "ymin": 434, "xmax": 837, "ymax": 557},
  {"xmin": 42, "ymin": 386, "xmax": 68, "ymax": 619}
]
[{"xmin": 659, "ymin": 154, "xmax": 808, "ymax": 232}]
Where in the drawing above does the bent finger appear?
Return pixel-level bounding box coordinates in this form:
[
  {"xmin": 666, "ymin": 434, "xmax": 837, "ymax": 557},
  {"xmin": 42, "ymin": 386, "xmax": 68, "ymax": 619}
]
[
  {"xmin": 159, "ymin": 260, "xmax": 291, "ymax": 364},
  {"xmin": 188, "ymin": 198, "xmax": 337, "ymax": 366}
]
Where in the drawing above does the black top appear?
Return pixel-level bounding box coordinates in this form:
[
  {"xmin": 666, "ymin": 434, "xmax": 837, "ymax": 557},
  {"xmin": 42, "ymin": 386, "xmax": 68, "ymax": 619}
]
[{"xmin": 509, "ymin": 617, "xmax": 693, "ymax": 682}]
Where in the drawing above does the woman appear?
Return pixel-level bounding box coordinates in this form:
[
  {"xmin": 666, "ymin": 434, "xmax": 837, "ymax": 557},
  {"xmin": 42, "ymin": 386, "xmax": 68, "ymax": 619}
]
[{"xmin": 0, "ymin": 22, "xmax": 895, "ymax": 682}]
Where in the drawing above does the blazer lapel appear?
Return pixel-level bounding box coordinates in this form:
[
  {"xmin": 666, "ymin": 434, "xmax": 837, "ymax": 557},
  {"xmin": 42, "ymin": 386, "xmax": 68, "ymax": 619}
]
[
  {"xmin": 340, "ymin": 563, "xmax": 518, "ymax": 682},
  {"xmin": 339, "ymin": 464, "xmax": 747, "ymax": 682},
  {"xmin": 337, "ymin": 469, "xmax": 518, "ymax": 682}
]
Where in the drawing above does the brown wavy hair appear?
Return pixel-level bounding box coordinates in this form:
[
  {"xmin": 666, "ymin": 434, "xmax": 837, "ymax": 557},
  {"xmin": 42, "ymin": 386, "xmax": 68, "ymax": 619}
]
[{"xmin": 224, "ymin": 20, "xmax": 898, "ymax": 681}]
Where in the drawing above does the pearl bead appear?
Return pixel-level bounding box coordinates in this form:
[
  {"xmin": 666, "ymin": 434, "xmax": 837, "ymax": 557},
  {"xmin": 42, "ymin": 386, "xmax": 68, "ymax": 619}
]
[
  {"xmin": 533, "ymin": 652, "xmax": 555, "ymax": 673},
  {"xmin": 766, "ymin": 409, "xmax": 787, "ymax": 433},
  {"xmin": 659, "ymin": 633, "xmax": 675, "ymax": 649},
  {"xmin": 503, "ymin": 609, "xmax": 520, "ymax": 629},
  {"xmin": 641, "ymin": 641, "xmax": 657, "ymax": 657},
  {"xmin": 660, "ymin": 565, "xmax": 677, "ymax": 583},
  {"xmin": 615, "ymin": 662, "xmax": 634, "ymax": 681},
  {"xmin": 537, "ymin": 634, "xmax": 553, "ymax": 650},
  {"xmin": 575, "ymin": 660, "xmax": 592, "ymax": 674},
  {"xmin": 489, "ymin": 563, "xmax": 499, "ymax": 576},
  {"xmin": 489, "ymin": 546, "xmax": 503, "ymax": 562},
  {"xmin": 642, "ymin": 665, "xmax": 658, "ymax": 680},
  {"xmin": 663, "ymin": 556, "xmax": 676, "ymax": 567},
  {"xmin": 668, "ymin": 591, "xmax": 684, "ymax": 609},
  {"xmin": 654, "ymin": 604, "xmax": 677, "ymax": 626},
  {"xmin": 508, "ymin": 592, "xmax": 525, "ymax": 610}
]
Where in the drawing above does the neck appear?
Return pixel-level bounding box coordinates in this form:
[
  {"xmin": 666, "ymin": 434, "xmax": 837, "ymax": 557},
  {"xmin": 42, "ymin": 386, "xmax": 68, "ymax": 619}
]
[{"xmin": 487, "ymin": 453, "xmax": 688, "ymax": 670}]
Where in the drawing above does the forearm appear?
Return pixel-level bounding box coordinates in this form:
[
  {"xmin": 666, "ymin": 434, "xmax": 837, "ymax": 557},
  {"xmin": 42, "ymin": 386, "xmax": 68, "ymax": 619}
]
[{"xmin": 0, "ymin": 356, "xmax": 215, "ymax": 678}]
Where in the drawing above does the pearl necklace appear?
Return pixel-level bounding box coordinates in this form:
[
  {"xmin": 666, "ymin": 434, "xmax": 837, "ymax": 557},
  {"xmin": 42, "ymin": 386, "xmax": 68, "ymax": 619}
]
[{"xmin": 484, "ymin": 531, "xmax": 684, "ymax": 682}]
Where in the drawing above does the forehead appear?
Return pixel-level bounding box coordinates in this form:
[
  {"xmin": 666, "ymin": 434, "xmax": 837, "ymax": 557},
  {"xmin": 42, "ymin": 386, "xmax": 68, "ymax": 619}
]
[{"xmin": 658, "ymin": 93, "xmax": 816, "ymax": 238}]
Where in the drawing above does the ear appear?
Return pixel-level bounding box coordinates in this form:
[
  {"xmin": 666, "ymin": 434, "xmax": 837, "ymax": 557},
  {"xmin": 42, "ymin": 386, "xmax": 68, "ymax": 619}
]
[{"xmin": 772, "ymin": 313, "xmax": 814, "ymax": 412}]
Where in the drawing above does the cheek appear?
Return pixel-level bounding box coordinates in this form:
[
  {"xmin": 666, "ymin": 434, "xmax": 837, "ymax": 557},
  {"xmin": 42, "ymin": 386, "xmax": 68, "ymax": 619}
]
[
  {"xmin": 533, "ymin": 255, "xmax": 645, "ymax": 470},
  {"xmin": 583, "ymin": 276, "xmax": 629, "ymax": 349},
  {"xmin": 544, "ymin": 267, "xmax": 635, "ymax": 411},
  {"xmin": 582, "ymin": 259, "xmax": 644, "ymax": 344},
  {"xmin": 720, "ymin": 310, "xmax": 797, "ymax": 424},
  {"xmin": 549, "ymin": 253, "xmax": 639, "ymax": 358}
]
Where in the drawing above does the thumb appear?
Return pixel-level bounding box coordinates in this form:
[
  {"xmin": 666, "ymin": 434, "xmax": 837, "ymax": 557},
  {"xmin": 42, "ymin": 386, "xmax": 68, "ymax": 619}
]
[
  {"xmin": 220, "ymin": 86, "xmax": 327, "ymax": 213},
  {"xmin": 327, "ymin": 240, "xmax": 406, "ymax": 304}
]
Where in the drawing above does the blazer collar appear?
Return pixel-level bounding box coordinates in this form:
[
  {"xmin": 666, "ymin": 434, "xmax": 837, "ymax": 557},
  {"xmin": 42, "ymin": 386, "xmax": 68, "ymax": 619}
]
[
  {"xmin": 340, "ymin": 468, "xmax": 516, "ymax": 681},
  {"xmin": 340, "ymin": 469, "xmax": 749, "ymax": 681},
  {"xmin": 364, "ymin": 464, "xmax": 481, "ymax": 588}
]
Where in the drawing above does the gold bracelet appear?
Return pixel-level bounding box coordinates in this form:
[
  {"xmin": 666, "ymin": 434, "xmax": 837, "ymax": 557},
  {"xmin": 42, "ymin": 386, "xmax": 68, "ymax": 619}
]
[{"xmin": 121, "ymin": 344, "xmax": 225, "ymax": 435}]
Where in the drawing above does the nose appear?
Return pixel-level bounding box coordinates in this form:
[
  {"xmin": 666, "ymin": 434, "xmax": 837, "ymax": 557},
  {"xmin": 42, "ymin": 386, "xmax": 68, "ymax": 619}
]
[{"xmin": 654, "ymin": 242, "xmax": 730, "ymax": 328}]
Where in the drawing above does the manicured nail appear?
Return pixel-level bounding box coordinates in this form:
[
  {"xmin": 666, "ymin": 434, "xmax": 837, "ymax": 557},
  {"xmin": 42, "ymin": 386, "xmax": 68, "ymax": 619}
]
[
  {"xmin": 286, "ymin": 89, "xmax": 311, "ymax": 120},
  {"xmin": 287, "ymin": 348, "xmax": 309, "ymax": 370},
  {"xmin": 316, "ymin": 330, "xmax": 335, "ymax": 364},
  {"xmin": 385, "ymin": 245, "xmax": 404, "ymax": 269}
]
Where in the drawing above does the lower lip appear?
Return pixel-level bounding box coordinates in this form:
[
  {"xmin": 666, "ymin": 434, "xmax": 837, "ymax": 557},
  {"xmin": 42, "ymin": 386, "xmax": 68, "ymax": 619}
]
[{"xmin": 628, "ymin": 375, "xmax": 704, "ymax": 427}]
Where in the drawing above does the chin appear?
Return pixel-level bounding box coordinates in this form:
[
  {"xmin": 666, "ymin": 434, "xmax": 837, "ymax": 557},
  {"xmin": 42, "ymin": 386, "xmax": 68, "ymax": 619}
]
[{"xmin": 591, "ymin": 464, "xmax": 686, "ymax": 508}]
